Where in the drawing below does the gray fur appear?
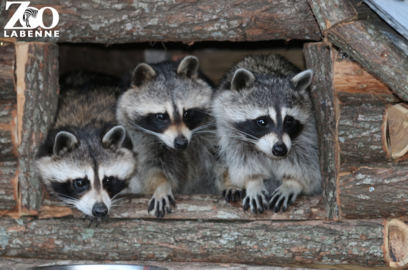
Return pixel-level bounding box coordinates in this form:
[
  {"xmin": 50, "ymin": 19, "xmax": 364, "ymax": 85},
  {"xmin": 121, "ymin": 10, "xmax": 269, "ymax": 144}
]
[
  {"xmin": 36, "ymin": 72, "xmax": 139, "ymax": 222},
  {"xmin": 213, "ymin": 54, "xmax": 321, "ymax": 214},
  {"xmin": 117, "ymin": 56, "xmax": 223, "ymax": 218}
]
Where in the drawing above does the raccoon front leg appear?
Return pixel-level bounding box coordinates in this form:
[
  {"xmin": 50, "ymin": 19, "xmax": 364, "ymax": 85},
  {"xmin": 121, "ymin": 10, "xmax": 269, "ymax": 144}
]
[
  {"xmin": 269, "ymin": 179, "xmax": 303, "ymax": 212},
  {"xmin": 242, "ymin": 179, "xmax": 269, "ymax": 214},
  {"xmin": 145, "ymin": 172, "xmax": 176, "ymax": 218}
]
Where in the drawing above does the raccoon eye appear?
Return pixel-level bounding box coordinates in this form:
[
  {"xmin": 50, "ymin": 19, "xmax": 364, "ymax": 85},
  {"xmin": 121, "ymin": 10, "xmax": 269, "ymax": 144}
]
[
  {"xmin": 73, "ymin": 179, "xmax": 87, "ymax": 189},
  {"xmin": 183, "ymin": 109, "xmax": 194, "ymax": 120},
  {"xmin": 256, "ymin": 117, "xmax": 268, "ymax": 127},
  {"xmin": 156, "ymin": 113, "xmax": 168, "ymax": 121},
  {"xmin": 285, "ymin": 116, "xmax": 295, "ymax": 127},
  {"xmin": 103, "ymin": 176, "xmax": 117, "ymax": 187}
]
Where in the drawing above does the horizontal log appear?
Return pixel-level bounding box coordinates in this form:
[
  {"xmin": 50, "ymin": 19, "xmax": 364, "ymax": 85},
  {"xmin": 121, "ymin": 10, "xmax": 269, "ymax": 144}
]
[
  {"xmin": 387, "ymin": 104, "xmax": 408, "ymax": 159},
  {"xmin": 0, "ymin": 0, "xmax": 321, "ymax": 43},
  {"xmin": 303, "ymin": 42, "xmax": 340, "ymax": 220},
  {"xmin": 15, "ymin": 42, "xmax": 59, "ymax": 214},
  {"xmin": 41, "ymin": 194, "xmax": 325, "ymax": 221},
  {"xmin": 339, "ymin": 162, "xmax": 408, "ymax": 219},
  {"xmin": 0, "ymin": 257, "xmax": 386, "ymax": 270},
  {"xmin": 0, "ymin": 217, "xmax": 387, "ymax": 267},
  {"xmin": 333, "ymin": 56, "xmax": 400, "ymax": 105},
  {"xmin": 338, "ymin": 103, "xmax": 391, "ymax": 162}
]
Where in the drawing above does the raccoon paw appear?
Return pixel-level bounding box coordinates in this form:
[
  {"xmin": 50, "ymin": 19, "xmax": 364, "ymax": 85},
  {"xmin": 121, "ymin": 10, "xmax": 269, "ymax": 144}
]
[
  {"xmin": 222, "ymin": 188, "xmax": 245, "ymax": 202},
  {"xmin": 242, "ymin": 181, "xmax": 269, "ymax": 214},
  {"xmin": 269, "ymin": 181, "xmax": 302, "ymax": 213},
  {"xmin": 147, "ymin": 184, "xmax": 176, "ymax": 218}
]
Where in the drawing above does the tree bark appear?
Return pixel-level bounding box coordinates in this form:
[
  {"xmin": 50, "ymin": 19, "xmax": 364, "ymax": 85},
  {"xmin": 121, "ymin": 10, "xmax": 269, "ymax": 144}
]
[
  {"xmin": 338, "ymin": 103, "xmax": 391, "ymax": 162},
  {"xmin": 309, "ymin": 0, "xmax": 408, "ymax": 102},
  {"xmin": 15, "ymin": 42, "xmax": 59, "ymax": 215},
  {"xmin": 0, "ymin": 217, "xmax": 387, "ymax": 267},
  {"xmin": 339, "ymin": 162, "xmax": 408, "ymax": 219},
  {"xmin": 0, "ymin": 0, "xmax": 321, "ymax": 43},
  {"xmin": 304, "ymin": 43, "xmax": 340, "ymax": 220},
  {"xmin": 0, "ymin": 38, "xmax": 17, "ymax": 211}
]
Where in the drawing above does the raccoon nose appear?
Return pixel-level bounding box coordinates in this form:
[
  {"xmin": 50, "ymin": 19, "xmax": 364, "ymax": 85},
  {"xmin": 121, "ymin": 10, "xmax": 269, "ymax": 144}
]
[
  {"xmin": 92, "ymin": 203, "xmax": 108, "ymax": 217},
  {"xmin": 174, "ymin": 136, "xmax": 188, "ymax": 150},
  {"xmin": 272, "ymin": 143, "xmax": 288, "ymax": 157}
]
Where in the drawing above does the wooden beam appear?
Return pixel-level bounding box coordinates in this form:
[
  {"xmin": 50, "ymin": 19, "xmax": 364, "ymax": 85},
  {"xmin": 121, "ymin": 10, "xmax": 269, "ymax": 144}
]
[
  {"xmin": 309, "ymin": 0, "xmax": 408, "ymax": 102},
  {"xmin": 0, "ymin": 217, "xmax": 387, "ymax": 267},
  {"xmin": 15, "ymin": 42, "xmax": 59, "ymax": 215},
  {"xmin": 0, "ymin": 257, "xmax": 391, "ymax": 270},
  {"xmin": 0, "ymin": 0, "xmax": 321, "ymax": 43},
  {"xmin": 303, "ymin": 43, "xmax": 340, "ymax": 220}
]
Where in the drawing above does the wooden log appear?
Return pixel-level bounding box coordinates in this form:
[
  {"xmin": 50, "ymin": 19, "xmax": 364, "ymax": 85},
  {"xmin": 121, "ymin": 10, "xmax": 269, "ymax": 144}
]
[
  {"xmin": 384, "ymin": 219, "xmax": 408, "ymax": 268},
  {"xmin": 338, "ymin": 103, "xmax": 391, "ymax": 162},
  {"xmin": 15, "ymin": 42, "xmax": 59, "ymax": 215},
  {"xmin": 0, "ymin": 217, "xmax": 387, "ymax": 267},
  {"xmin": 309, "ymin": 0, "xmax": 408, "ymax": 102},
  {"xmin": 339, "ymin": 162, "xmax": 408, "ymax": 219},
  {"xmin": 63, "ymin": 194, "xmax": 325, "ymax": 221},
  {"xmin": 0, "ymin": 258, "xmax": 332, "ymax": 270},
  {"xmin": 0, "ymin": 0, "xmax": 321, "ymax": 43},
  {"xmin": 0, "ymin": 38, "xmax": 17, "ymax": 211},
  {"xmin": 333, "ymin": 54, "xmax": 400, "ymax": 105},
  {"xmin": 303, "ymin": 43, "xmax": 340, "ymax": 220}
]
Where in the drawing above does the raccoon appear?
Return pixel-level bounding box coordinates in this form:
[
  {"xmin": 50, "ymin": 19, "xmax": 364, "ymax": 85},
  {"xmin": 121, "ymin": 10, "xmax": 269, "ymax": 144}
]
[
  {"xmin": 36, "ymin": 72, "xmax": 139, "ymax": 224},
  {"xmin": 213, "ymin": 55, "xmax": 321, "ymax": 214},
  {"xmin": 117, "ymin": 56, "xmax": 221, "ymax": 218}
]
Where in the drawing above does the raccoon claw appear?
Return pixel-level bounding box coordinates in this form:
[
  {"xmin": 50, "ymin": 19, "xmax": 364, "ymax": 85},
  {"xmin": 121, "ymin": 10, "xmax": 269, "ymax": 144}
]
[
  {"xmin": 222, "ymin": 188, "xmax": 245, "ymax": 202},
  {"xmin": 269, "ymin": 191, "xmax": 298, "ymax": 213},
  {"xmin": 148, "ymin": 194, "xmax": 176, "ymax": 218},
  {"xmin": 242, "ymin": 183, "xmax": 268, "ymax": 215}
]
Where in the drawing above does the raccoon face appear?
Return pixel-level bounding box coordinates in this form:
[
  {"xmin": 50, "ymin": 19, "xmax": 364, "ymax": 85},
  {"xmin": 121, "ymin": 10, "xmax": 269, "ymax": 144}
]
[
  {"xmin": 118, "ymin": 56, "xmax": 213, "ymax": 150},
  {"xmin": 36, "ymin": 126, "xmax": 136, "ymax": 217},
  {"xmin": 216, "ymin": 68, "xmax": 313, "ymax": 159}
]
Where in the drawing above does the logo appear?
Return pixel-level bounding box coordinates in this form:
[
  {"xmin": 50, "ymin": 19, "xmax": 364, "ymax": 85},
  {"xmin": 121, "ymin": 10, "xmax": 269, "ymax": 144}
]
[{"xmin": 4, "ymin": 1, "xmax": 60, "ymax": 38}]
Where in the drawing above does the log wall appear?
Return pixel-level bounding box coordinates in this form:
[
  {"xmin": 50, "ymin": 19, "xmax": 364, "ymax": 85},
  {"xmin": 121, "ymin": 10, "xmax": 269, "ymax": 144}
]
[{"xmin": 305, "ymin": 42, "xmax": 408, "ymax": 221}]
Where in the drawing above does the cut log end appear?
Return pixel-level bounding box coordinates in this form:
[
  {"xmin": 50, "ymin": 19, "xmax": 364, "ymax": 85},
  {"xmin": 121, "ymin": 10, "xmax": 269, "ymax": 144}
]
[
  {"xmin": 388, "ymin": 104, "xmax": 408, "ymax": 159},
  {"xmin": 386, "ymin": 219, "xmax": 408, "ymax": 268}
]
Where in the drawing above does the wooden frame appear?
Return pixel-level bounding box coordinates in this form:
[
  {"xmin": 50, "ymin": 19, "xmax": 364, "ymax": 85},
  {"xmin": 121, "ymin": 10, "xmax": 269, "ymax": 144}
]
[{"xmin": 1, "ymin": 0, "xmax": 408, "ymax": 268}]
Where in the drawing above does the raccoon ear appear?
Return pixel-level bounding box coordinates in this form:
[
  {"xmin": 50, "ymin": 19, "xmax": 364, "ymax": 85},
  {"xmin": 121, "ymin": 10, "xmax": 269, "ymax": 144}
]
[
  {"xmin": 132, "ymin": 63, "xmax": 156, "ymax": 87},
  {"xmin": 291, "ymin": 69, "xmax": 313, "ymax": 92},
  {"xmin": 231, "ymin": 68, "xmax": 255, "ymax": 91},
  {"xmin": 177, "ymin": 56, "xmax": 199, "ymax": 79},
  {"xmin": 53, "ymin": 131, "xmax": 78, "ymax": 156},
  {"xmin": 102, "ymin": 126, "xmax": 127, "ymax": 148}
]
